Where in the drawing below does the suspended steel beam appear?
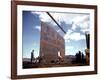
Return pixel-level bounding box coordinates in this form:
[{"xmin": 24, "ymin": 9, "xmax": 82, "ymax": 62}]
[{"xmin": 46, "ymin": 12, "xmax": 66, "ymax": 34}]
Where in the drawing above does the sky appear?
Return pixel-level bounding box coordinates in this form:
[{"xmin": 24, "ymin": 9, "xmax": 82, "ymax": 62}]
[{"xmin": 22, "ymin": 11, "xmax": 90, "ymax": 58}]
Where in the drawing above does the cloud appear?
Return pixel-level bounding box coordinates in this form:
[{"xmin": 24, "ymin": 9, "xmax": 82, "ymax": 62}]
[
  {"xmin": 31, "ymin": 12, "xmax": 80, "ymax": 27},
  {"xmin": 64, "ymin": 31, "xmax": 85, "ymax": 41},
  {"xmin": 71, "ymin": 15, "xmax": 90, "ymax": 33},
  {"xmin": 34, "ymin": 26, "xmax": 41, "ymax": 31},
  {"xmin": 49, "ymin": 12, "xmax": 90, "ymax": 34},
  {"xmin": 64, "ymin": 29, "xmax": 72, "ymax": 42},
  {"xmin": 81, "ymin": 28, "xmax": 90, "ymax": 33},
  {"xmin": 31, "ymin": 11, "xmax": 55, "ymax": 24},
  {"xmin": 71, "ymin": 15, "xmax": 89, "ymax": 24},
  {"xmin": 31, "ymin": 11, "xmax": 90, "ymax": 37},
  {"xmin": 31, "ymin": 12, "xmax": 51, "ymax": 22},
  {"xmin": 64, "ymin": 29, "xmax": 72, "ymax": 40},
  {"xmin": 69, "ymin": 33, "xmax": 85, "ymax": 40},
  {"xmin": 50, "ymin": 13, "xmax": 73, "ymax": 24}
]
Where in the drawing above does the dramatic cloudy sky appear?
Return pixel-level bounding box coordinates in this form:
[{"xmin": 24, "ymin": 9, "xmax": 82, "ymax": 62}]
[{"xmin": 22, "ymin": 11, "xmax": 90, "ymax": 58}]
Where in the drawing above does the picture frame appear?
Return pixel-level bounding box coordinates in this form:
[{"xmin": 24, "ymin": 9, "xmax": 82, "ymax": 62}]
[{"xmin": 11, "ymin": 1, "xmax": 97, "ymax": 79}]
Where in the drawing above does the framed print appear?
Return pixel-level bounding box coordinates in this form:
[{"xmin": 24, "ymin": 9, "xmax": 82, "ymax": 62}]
[{"xmin": 11, "ymin": 1, "xmax": 97, "ymax": 79}]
